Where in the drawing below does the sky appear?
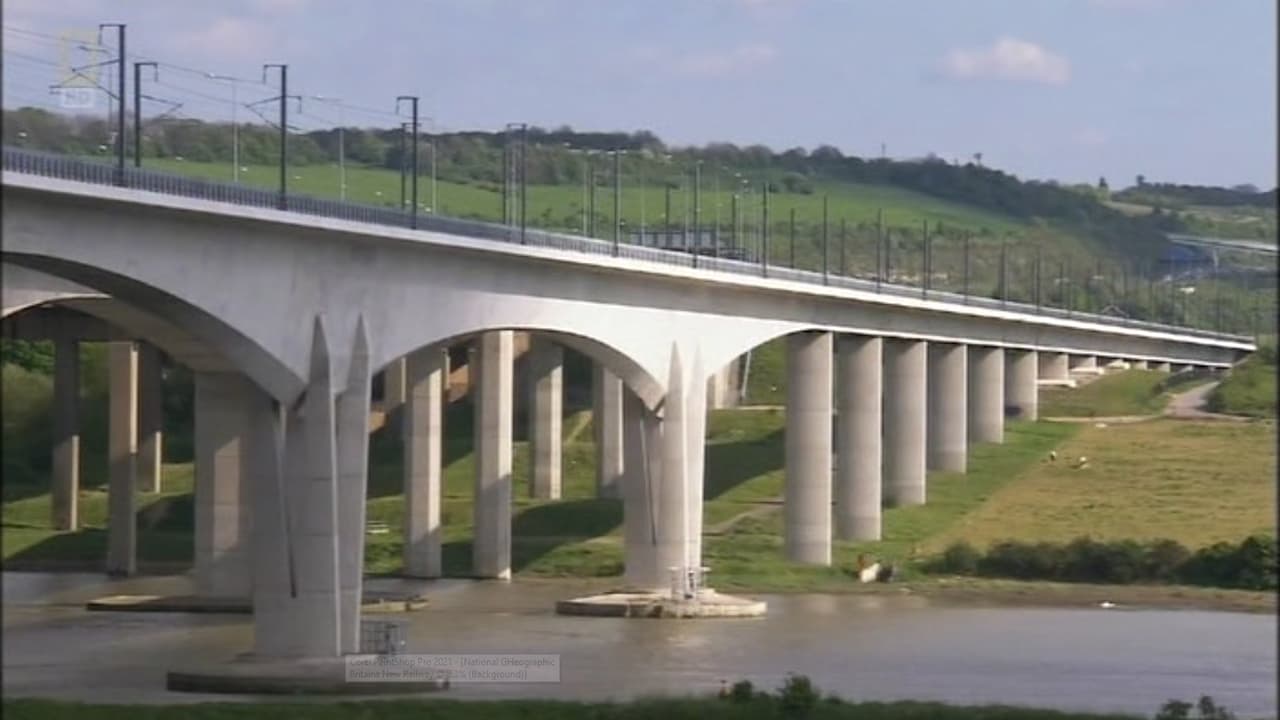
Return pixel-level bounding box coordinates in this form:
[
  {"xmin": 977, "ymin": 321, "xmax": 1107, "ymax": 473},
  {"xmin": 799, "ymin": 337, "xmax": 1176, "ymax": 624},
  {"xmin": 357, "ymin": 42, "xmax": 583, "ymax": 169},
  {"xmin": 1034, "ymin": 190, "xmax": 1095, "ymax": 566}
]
[{"xmin": 3, "ymin": 0, "xmax": 1275, "ymax": 189}]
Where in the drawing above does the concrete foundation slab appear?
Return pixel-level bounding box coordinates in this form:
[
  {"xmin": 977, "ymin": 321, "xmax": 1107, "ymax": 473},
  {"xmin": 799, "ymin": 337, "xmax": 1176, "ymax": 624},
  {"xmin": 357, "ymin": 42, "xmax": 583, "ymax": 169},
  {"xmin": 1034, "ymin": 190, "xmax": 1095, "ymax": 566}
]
[
  {"xmin": 167, "ymin": 656, "xmax": 445, "ymax": 695},
  {"xmin": 85, "ymin": 592, "xmax": 429, "ymax": 614},
  {"xmin": 555, "ymin": 590, "xmax": 767, "ymax": 618}
]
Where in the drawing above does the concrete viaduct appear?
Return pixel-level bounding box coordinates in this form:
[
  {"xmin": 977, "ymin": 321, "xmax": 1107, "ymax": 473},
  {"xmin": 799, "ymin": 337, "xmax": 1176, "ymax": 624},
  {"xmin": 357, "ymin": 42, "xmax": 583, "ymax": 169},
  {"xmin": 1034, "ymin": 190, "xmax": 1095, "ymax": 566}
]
[{"xmin": 1, "ymin": 167, "xmax": 1253, "ymax": 660}]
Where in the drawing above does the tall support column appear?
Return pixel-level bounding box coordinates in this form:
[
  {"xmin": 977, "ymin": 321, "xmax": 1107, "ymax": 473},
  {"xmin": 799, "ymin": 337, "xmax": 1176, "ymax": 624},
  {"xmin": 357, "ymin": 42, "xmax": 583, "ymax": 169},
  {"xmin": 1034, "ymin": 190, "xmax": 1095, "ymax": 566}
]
[
  {"xmin": 926, "ymin": 342, "xmax": 967, "ymax": 473},
  {"xmin": 784, "ymin": 332, "xmax": 833, "ymax": 565},
  {"xmin": 381, "ymin": 356, "xmax": 407, "ymax": 412},
  {"xmin": 404, "ymin": 347, "xmax": 447, "ymax": 578},
  {"xmin": 968, "ymin": 346, "xmax": 1005, "ymax": 444},
  {"xmin": 1005, "ymin": 349, "xmax": 1039, "ymax": 421},
  {"xmin": 106, "ymin": 341, "xmax": 138, "ymax": 576},
  {"xmin": 136, "ymin": 343, "xmax": 164, "ymax": 493},
  {"xmin": 193, "ymin": 372, "xmax": 254, "ymax": 598},
  {"xmin": 622, "ymin": 386, "xmax": 661, "ymax": 590},
  {"xmin": 251, "ymin": 317, "xmax": 343, "ymax": 658},
  {"xmin": 335, "ymin": 321, "xmax": 372, "ymax": 655},
  {"xmin": 835, "ymin": 335, "xmax": 881, "ymax": 541},
  {"xmin": 51, "ymin": 337, "xmax": 80, "ymax": 531},
  {"xmin": 883, "ymin": 338, "xmax": 926, "ymax": 507},
  {"xmin": 592, "ymin": 364, "xmax": 624, "ymax": 499},
  {"xmin": 473, "ymin": 331, "xmax": 513, "ymax": 579},
  {"xmin": 706, "ymin": 360, "xmax": 740, "ymax": 409},
  {"xmin": 1038, "ymin": 351, "xmax": 1070, "ymax": 381},
  {"xmin": 528, "ymin": 337, "xmax": 563, "ymax": 500},
  {"xmin": 653, "ymin": 345, "xmax": 707, "ymax": 597},
  {"xmin": 1069, "ymin": 354, "xmax": 1098, "ymax": 372}
]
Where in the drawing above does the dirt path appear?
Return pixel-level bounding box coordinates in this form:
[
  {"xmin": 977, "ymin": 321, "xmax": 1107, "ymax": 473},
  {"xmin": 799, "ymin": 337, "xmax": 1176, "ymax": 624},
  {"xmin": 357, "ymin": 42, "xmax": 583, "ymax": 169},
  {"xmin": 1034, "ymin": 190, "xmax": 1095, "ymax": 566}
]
[{"xmin": 1045, "ymin": 380, "xmax": 1251, "ymax": 424}]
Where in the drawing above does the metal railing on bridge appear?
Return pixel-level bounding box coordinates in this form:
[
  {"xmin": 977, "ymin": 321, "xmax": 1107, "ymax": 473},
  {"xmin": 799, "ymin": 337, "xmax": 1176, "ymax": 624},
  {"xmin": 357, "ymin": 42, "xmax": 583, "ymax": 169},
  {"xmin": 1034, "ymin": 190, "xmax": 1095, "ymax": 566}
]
[{"xmin": 0, "ymin": 146, "xmax": 1252, "ymax": 345}]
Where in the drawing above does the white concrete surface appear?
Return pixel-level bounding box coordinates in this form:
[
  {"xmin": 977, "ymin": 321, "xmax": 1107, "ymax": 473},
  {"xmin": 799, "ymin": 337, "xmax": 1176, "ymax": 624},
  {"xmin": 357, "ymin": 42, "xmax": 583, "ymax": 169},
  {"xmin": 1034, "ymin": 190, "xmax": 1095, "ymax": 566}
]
[{"xmin": 784, "ymin": 332, "xmax": 833, "ymax": 565}]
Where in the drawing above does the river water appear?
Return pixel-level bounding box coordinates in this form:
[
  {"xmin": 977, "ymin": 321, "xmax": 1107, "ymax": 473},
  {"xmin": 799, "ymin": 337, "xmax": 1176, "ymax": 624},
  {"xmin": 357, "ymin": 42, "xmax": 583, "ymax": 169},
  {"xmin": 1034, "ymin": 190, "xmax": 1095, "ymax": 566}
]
[{"xmin": 2, "ymin": 572, "xmax": 1275, "ymax": 717}]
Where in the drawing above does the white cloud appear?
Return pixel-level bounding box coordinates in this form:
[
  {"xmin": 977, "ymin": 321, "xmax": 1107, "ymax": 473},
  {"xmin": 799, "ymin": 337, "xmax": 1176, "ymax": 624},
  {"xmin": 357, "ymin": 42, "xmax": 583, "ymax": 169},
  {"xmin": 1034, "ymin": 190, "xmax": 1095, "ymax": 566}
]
[
  {"xmin": 1072, "ymin": 127, "xmax": 1109, "ymax": 147},
  {"xmin": 1087, "ymin": 0, "xmax": 1169, "ymax": 10},
  {"xmin": 938, "ymin": 37, "xmax": 1070, "ymax": 85},
  {"xmin": 167, "ymin": 17, "xmax": 274, "ymax": 60},
  {"xmin": 248, "ymin": 0, "xmax": 309, "ymax": 13},
  {"xmin": 672, "ymin": 43, "xmax": 777, "ymax": 77}
]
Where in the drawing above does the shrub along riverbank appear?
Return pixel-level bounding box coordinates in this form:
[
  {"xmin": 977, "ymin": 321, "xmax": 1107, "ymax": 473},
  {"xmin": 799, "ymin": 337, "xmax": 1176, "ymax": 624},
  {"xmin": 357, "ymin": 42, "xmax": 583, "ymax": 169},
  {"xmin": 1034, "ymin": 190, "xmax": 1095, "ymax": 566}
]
[
  {"xmin": 929, "ymin": 535, "xmax": 1277, "ymax": 590},
  {"xmin": 0, "ymin": 680, "xmax": 1248, "ymax": 720},
  {"xmin": 1207, "ymin": 345, "xmax": 1277, "ymax": 418}
]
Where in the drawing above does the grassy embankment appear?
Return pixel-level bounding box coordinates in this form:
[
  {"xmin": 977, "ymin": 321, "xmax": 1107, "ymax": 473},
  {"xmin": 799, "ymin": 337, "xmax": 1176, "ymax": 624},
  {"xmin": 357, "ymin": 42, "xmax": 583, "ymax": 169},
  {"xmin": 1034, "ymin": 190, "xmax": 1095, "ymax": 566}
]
[
  {"xmin": 1038, "ymin": 368, "xmax": 1208, "ymax": 418},
  {"xmin": 140, "ymin": 157, "xmax": 1122, "ymax": 295},
  {"xmin": 2, "ymin": 339, "xmax": 1275, "ymax": 607},
  {"xmin": 1207, "ymin": 347, "xmax": 1277, "ymax": 418},
  {"xmin": 0, "ymin": 697, "xmax": 1164, "ymax": 720}
]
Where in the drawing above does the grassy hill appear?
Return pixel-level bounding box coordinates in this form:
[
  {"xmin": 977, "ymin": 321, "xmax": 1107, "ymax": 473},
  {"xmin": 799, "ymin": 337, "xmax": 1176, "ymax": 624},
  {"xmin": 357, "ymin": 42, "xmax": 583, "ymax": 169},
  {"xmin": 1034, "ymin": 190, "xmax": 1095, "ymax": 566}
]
[
  {"xmin": 1208, "ymin": 346, "xmax": 1277, "ymax": 418},
  {"xmin": 922, "ymin": 419, "xmax": 1276, "ymax": 553},
  {"xmin": 1038, "ymin": 369, "xmax": 1208, "ymax": 418}
]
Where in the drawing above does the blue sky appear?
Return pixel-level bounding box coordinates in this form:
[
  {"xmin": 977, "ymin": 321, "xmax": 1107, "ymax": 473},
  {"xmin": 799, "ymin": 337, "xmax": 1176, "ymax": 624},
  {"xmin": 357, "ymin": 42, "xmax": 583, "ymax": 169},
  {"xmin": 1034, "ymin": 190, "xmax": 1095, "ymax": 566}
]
[{"xmin": 3, "ymin": 0, "xmax": 1275, "ymax": 189}]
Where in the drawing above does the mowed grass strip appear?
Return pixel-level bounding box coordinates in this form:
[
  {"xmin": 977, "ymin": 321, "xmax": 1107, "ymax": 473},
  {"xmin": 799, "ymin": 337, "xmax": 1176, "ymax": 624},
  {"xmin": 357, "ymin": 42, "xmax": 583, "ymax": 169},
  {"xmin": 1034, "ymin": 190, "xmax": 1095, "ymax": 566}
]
[
  {"xmin": 922, "ymin": 419, "xmax": 1277, "ymax": 553},
  {"xmin": 1039, "ymin": 369, "xmax": 1202, "ymax": 418},
  {"xmin": 0, "ymin": 698, "xmax": 1147, "ymax": 720},
  {"xmin": 704, "ymin": 421, "xmax": 1077, "ymax": 591},
  {"xmin": 1208, "ymin": 349, "xmax": 1277, "ymax": 418}
]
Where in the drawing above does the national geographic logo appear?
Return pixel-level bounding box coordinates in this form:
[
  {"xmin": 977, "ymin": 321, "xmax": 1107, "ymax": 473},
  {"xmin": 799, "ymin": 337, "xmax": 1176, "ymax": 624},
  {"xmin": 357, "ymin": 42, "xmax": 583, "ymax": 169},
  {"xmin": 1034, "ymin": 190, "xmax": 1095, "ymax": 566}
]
[{"xmin": 56, "ymin": 29, "xmax": 108, "ymax": 109}]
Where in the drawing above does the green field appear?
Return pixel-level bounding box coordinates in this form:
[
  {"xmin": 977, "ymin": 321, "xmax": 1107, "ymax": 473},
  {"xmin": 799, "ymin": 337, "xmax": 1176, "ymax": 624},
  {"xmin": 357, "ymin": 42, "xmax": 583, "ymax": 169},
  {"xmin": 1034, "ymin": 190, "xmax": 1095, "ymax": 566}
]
[
  {"xmin": 1208, "ymin": 347, "xmax": 1277, "ymax": 418},
  {"xmin": 144, "ymin": 157, "xmax": 1028, "ymax": 237},
  {"xmin": 922, "ymin": 419, "xmax": 1277, "ymax": 553},
  {"xmin": 0, "ymin": 696, "xmax": 1166, "ymax": 720},
  {"xmin": 1, "ymin": 403, "xmax": 1073, "ymax": 588},
  {"xmin": 1039, "ymin": 369, "xmax": 1205, "ymax": 418}
]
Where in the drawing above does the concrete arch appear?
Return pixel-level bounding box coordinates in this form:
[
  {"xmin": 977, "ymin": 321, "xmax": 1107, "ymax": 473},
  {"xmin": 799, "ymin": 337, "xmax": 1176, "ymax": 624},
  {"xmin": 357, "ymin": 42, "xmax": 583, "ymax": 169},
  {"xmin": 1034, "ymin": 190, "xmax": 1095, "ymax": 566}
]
[
  {"xmin": 2, "ymin": 253, "xmax": 293, "ymax": 399},
  {"xmin": 1, "ymin": 263, "xmax": 104, "ymax": 319},
  {"xmin": 2, "ymin": 293, "xmax": 236, "ymax": 374},
  {"xmin": 382, "ymin": 324, "xmax": 664, "ymax": 409}
]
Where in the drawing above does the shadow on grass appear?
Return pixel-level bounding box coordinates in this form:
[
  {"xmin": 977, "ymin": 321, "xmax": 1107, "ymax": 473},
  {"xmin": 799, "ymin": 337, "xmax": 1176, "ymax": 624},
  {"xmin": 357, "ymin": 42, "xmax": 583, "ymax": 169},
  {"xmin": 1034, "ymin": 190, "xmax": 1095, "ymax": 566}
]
[
  {"xmin": 2, "ymin": 528, "xmax": 193, "ymax": 568},
  {"xmin": 704, "ymin": 429, "xmax": 783, "ymax": 500}
]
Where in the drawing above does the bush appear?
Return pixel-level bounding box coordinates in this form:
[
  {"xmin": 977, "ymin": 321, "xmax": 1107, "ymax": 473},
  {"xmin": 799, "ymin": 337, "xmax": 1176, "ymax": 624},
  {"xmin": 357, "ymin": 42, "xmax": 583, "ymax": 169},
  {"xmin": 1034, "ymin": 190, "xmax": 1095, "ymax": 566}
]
[
  {"xmin": 929, "ymin": 535, "xmax": 1275, "ymax": 591},
  {"xmin": 1155, "ymin": 695, "xmax": 1237, "ymax": 720},
  {"xmin": 978, "ymin": 540, "xmax": 1063, "ymax": 579},
  {"xmin": 1142, "ymin": 539, "xmax": 1192, "ymax": 582},
  {"xmin": 777, "ymin": 673, "xmax": 819, "ymax": 717},
  {"xmin": 937, "ymin": 541, "xmax": 980, "ymax": 574},
  {"xmin": 729, "ymin": 679, "xmax": 755, "ymax": 703}
]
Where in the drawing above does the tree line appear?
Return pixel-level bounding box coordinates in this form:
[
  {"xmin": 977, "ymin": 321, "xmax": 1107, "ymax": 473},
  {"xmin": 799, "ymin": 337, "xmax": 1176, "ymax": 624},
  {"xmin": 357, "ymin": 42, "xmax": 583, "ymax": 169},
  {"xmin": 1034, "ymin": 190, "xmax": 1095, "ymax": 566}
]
[{"xmin": 2, "ymin": 106, "xmax": 1200, "ymax": 256}]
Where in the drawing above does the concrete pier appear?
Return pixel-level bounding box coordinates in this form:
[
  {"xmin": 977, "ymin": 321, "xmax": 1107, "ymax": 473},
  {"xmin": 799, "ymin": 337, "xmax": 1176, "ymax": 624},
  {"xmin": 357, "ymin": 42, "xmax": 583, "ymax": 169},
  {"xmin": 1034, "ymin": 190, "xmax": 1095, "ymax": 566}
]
[
  {"xmin": 528, "ymin": 337, "xmax": 563, "ymax": 500},
  {"xmin": 968, "ymin": 346, "xmax": 1005, "ymax": 445},
  {"xmin": 1005, "ymin": 349, "xmax": 1039, "ymax": 421},
  {"xmin": 404, "ymin": 347, "xmax": 447, "ymax": 578},
  {"xmin": 883, "ymin": 338, "xmax": 926, "ymax": 507},
  {"xmin": 1131, "ymin": 359, "xmax": 1149, "ymax": 369},
  {"xmin": 784, "ymin": 332, "xmax": 833, "ymax": 565},
  {"xmin": 621, "ymin": 387, "xmax": 661, "ymax": 590},
  {"xmin": 593, "ymin": 365, "xmax": 624, "ymax": 499},
  {"xmin": 706, "ymin": 359, "xmax": 741, "ymax": 409},
  {"xmin": 1039, "ymin": 351, "xmax": 1070, "ymax": 381},
  {"xmin": 106, "ymin": 341, "xmax": 137, "ymax": 577},
  {"xmin": 1069, "ymin": 354, "xmax": 1098, "ymax": 372},
  {"xmin": 136, "ymin": 343, "xmax": 164, "ymax": 493},
  {"xmin": 654, "ymin": 346, "xmax": 707, "ymax": 596},
  {"xmin": 334, "ymin": 323, "xmax": 372, "ymax": 655},
  {"xmin": 383, "ymin": 356, "xmax": 406, "ymax": 432},
  {"xmin": 926, "ymin": 342, "xmax": 967, "ymax": 473},
  {"xmin": 473, "ymin": 331, "xmax": 514, "ymax": 579},
  {"xmin": 51, "ymin": 336, "xmax": 80, "ymax": 531},
  {"xmin": 193, "ymin": 372, "xmax": 253, "ymax": 598},
  {"xmin": 835, "ymin": 335, "xmax": 882, "ymax": 540},
  {"xmin": 1153, "ymin": 361, "xmax": 1172, "ymax": 372}
]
